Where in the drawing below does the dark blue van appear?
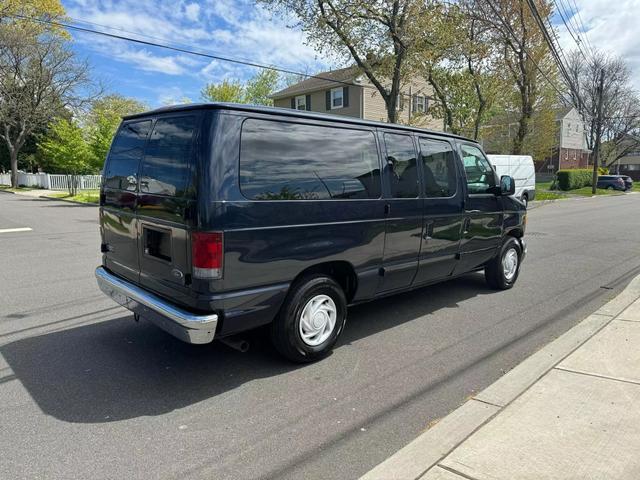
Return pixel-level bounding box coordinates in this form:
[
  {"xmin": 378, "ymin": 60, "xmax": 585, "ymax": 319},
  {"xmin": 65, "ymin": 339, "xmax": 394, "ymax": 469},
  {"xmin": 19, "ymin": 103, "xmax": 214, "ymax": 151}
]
[{"xmin": 95, "ymin": 103, "xmax": 527, "ymax": 362}]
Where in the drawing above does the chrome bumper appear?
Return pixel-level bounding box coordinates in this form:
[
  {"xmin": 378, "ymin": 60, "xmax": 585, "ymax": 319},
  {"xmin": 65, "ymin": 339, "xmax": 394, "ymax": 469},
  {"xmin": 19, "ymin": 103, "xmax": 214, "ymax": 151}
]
[{"xmin": 95, "ymin": 267, "xmax": 218, "ymax": 344}]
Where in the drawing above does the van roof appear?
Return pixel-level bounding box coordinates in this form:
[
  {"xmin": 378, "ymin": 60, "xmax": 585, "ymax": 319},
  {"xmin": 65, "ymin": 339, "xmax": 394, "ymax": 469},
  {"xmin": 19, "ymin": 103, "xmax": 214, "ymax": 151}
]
[{"xmin": 122, "ymin": 102, "xmax": 473, "ymax": 143}]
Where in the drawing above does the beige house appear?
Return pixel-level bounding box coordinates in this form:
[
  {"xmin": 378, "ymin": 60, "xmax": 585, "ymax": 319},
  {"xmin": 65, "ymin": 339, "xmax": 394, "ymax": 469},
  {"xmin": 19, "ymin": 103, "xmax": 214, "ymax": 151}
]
[{"xmin": 270, "ymin": 66, "xmax": 443, "ymax": 130}]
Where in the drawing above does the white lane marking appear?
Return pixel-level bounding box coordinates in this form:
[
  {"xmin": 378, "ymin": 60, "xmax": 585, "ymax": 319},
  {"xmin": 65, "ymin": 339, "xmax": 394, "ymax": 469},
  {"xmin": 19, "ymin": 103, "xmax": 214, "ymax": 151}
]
[{"xmin": 0, "ymin": 227, "xmax": 32, "ymax": 234}]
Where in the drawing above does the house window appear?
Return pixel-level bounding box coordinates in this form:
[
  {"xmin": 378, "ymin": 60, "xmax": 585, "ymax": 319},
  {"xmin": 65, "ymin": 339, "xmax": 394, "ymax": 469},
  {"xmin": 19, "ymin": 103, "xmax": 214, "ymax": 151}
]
[
  {"xmin": 295, "ymin": 95, "xmax": 306, "ymax": 111},
  {"xmin": 413, "ymin": 94, "xmax": 427, "ymax": 113},
  {"xmin": 331, "ymin": 88, "xmax": 343, "ymax": 109}
]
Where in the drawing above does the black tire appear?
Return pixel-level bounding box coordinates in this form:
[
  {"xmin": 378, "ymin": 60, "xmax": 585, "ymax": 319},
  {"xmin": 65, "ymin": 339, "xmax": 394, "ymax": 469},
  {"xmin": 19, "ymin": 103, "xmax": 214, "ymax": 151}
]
[
  {"xmin": 485, "ymin": 237, "xmax": 522, "ymax": 290},
  {"xmin": 270, "ymin": 274, "xmax": 347, "ymax": 363}
]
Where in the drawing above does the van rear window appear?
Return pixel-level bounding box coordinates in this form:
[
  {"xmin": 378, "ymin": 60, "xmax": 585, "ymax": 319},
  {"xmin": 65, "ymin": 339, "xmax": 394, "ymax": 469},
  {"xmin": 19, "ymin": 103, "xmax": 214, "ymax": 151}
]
[
  {"xmin": 104, "ymin": 120, "xmax": 151, "ymax": 191},
  {"xmin": 139, "ymin": 116, "xmax": 197, "ymax": 197},
  {"xmin": 239, "ymin": 119, "xmax": 381, "ymax": 200}
]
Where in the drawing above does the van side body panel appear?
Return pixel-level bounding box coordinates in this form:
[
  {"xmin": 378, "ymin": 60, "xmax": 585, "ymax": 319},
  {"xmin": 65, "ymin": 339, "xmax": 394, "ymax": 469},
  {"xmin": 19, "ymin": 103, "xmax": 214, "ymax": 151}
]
[{"xmin": 200, "ymin": 112, "xmax": 386, "ymax": 335}]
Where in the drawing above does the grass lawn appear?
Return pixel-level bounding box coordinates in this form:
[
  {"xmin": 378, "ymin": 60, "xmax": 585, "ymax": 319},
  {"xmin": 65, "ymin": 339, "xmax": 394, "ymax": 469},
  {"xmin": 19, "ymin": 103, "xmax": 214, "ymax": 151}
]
[
  {"xmin": 533, "ymin": 179, "xmax": 628, "ymax": 201},
  {"xmin": 535, "ymin": 190, "xmax": 566, "ymax": 201},
  {"xmin": 535, "ymin": 180, "xmax": 554, "ymax": 191},
  {"xmin": 47, "ymin": 190, "xmax": 100, "ymax": 204},
  {"xmin": 0, "ymin": 185, "xmax": 38, "ymax": 192}
]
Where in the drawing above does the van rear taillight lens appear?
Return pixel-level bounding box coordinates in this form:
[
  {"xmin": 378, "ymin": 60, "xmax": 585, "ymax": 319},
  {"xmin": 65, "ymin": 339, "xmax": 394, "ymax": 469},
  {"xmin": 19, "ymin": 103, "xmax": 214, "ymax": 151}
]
[{"xmin": 192, "ymin": 232, "xmax": 223, "ymax": 279}]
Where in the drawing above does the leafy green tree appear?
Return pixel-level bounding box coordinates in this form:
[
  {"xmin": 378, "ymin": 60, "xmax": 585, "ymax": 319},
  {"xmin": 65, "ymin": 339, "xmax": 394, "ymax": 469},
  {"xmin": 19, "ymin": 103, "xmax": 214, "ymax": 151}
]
[
  {"xmin": 0, "ymin": 0, "xmax": 93, "ymax": 187},
  {"xmin": 201, "ymin": 70, "xmax": 280, "ymax": 106},
  {"xmin": 201, "ymin": 79, "xmax": 245, "ymax": 103},
  {"xmin": 86, "ymin": 95, "xmax": 146, "ymax": 170},
  {"xmin": 38, "ymin": 119, "xmax": 93, "ymax": 194},
  {"xmin": 244, "ymin": 70, "xmax": 280, "ymax": 106}
]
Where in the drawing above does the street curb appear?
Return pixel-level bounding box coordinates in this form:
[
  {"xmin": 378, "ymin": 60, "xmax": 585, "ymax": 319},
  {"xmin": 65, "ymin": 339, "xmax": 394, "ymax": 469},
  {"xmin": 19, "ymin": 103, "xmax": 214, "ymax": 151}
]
[{"xmin": 360, "ymin": 274, "xmax": 640, "ymax": 480}]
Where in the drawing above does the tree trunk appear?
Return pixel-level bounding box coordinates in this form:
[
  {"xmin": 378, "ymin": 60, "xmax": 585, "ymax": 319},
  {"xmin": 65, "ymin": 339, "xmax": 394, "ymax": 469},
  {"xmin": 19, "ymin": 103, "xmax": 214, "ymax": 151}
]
[
  {"xmin": 428, "ymin": 72, "xmax": 457, "ymax": 134},
  {"xmin": 386, "ymin": 94, "xmax": 398, "ymax": 124},
  {"xmin": 513, "ymin": 89, "xmax": 532, "ymax": 155},
  {"xmin": 10, "ymin": 149, "xmax": 19, "ymax": 188}
]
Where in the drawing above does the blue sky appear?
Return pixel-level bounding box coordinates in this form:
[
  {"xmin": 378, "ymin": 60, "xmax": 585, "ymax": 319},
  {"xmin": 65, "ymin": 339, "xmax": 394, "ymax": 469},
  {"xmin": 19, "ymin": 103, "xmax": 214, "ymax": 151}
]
[
  {"xmin": 61, "ymin": 0, "xmax": 335, "ymax": 107},
  {"xmin": 62, "ymin": 0, "xmax": 639, "ymax": 108}
]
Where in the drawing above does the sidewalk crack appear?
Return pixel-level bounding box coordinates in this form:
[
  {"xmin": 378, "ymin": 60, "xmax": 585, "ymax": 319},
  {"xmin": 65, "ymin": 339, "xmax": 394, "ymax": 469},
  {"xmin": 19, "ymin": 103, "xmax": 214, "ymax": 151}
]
[
  {"xmin": 554, "ymin": 366, "xmax": 640, "ymax": 386},
  {"xmin": 471, "ymin": 397, "xmax": 503, "ymax": 408},
  {"xmin": 438, "ymin": 464, "xmax": 482, "ymax": 480}
]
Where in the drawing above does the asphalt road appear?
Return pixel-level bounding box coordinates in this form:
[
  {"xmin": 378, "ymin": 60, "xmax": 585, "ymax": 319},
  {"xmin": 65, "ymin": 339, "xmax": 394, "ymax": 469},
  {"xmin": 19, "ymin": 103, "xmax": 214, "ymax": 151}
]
[{"xmin": 1, "ymin": 192, "xmax": 639, "ymax": 480}]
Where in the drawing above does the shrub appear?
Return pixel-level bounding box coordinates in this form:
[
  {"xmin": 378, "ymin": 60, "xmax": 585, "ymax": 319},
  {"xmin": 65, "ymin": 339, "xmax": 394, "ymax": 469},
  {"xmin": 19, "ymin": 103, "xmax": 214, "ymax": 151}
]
[{"xmin": 556, "ymin": 169, "xmax": 593, "ymax": 191}]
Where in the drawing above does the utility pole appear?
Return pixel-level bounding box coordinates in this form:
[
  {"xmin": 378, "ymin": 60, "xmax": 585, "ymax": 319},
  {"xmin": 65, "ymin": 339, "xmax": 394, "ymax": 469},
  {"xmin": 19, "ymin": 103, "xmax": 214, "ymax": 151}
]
[{"xmin": 591, "ymin": 68, "xmax": 605, "ymax": 195}]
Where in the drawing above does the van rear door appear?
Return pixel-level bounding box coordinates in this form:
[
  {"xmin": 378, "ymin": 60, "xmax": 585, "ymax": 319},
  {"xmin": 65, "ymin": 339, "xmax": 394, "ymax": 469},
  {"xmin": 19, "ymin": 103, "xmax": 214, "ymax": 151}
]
[
  {"xmin": 101, "ymin": 120, "xmax": 152, "ymax": 283},
  {"xmin": 136, "ymin": 114, "xmax": 200, "ymax": 306}
]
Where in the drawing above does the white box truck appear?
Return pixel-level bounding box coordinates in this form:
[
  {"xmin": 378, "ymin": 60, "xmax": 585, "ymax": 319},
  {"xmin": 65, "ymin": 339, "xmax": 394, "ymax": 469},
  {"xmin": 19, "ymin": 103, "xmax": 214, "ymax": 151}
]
[{"xmin": 487, "ymin": 155, "xmax": 536, "ymax": 208}]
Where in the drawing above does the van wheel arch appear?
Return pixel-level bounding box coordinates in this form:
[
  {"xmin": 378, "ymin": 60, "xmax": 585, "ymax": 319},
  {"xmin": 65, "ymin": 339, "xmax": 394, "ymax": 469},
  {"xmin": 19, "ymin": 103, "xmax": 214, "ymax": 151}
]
[{"xmin": 290, "ymin": 261, "xmax": 358, "ymax": 303}]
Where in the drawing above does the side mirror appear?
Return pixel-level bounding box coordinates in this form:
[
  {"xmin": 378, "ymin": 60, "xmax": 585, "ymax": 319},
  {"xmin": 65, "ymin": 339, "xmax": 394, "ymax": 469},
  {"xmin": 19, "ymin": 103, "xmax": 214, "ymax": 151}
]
[{"xmin": 500, "ymin": 175, "xmax": 515, "ymax": 196}]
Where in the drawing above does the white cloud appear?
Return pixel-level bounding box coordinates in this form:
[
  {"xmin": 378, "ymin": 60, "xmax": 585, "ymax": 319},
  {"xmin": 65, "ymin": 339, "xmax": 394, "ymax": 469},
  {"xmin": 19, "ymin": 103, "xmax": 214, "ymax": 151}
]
[
  {"xmin": 555, "ymin": 0, "xmax": 640, "ymax": 90},
  {"xmin": 63, "ymin": 0, "xmax": 331, "ymax": 82},
  {"xmin": 184, "ymin": 3, "xmax": 200, "ymax": 22}
]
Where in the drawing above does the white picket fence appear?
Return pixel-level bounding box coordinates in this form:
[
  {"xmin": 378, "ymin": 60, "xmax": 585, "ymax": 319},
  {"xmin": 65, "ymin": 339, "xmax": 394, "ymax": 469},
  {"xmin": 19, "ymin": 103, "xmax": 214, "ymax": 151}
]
[{"xmin": 0, "ymin": 173, "xmax": 102, "ymax": 190}]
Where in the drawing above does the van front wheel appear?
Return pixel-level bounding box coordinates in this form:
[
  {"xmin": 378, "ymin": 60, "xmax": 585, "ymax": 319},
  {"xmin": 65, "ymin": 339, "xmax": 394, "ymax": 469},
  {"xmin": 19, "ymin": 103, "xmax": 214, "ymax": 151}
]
[
  {"xmin": 485, "ymin": 237, "xmax": 522, "ymax": 290},
  {"xmin": 271, "ymin": 274, "xmax": 347, "ymax": 363}
]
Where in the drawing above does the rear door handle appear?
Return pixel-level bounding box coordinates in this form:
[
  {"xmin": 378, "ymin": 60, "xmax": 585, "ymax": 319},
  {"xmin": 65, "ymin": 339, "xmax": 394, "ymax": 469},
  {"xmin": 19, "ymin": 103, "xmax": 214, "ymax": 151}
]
[
  {"xmin": 463, "ymin": 217, "xmax": 471, "ymax": 234},
  {"xmin": 467, "ymin": 209, "xmax": 482, "ymax": 214},
  {"xmin": 384, "ymin": 203, "xmax": 391, "ymax": 215}
]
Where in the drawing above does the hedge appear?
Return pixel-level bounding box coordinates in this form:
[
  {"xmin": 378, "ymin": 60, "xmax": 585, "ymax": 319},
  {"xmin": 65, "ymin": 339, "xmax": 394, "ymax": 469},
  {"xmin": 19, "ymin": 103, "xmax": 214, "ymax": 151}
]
[{"xmin": 556, "ymin": 169, "xmax": 593, "ymax": 191}]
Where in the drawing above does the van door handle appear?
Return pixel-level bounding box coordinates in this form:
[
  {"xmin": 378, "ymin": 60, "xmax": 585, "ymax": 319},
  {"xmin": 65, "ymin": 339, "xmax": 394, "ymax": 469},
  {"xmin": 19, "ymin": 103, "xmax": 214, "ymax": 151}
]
[
  {"xmin": 463, "ymin": 217, "xmax": 471, "ymax": 234},
  {"xmin": 384, "ymin": 204, "xmax": 391, "ymax": 215},
  {"xmin": 467, "ymin": 209, "xmax": 482, "ymax": 214}
]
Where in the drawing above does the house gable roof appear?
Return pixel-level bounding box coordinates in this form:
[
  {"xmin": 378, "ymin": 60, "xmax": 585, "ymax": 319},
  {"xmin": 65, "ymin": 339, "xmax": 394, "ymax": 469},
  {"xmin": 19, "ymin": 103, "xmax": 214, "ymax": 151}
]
[{"xmin": 270, "ymin": 66, "xmax": 361, "ymax": 99}]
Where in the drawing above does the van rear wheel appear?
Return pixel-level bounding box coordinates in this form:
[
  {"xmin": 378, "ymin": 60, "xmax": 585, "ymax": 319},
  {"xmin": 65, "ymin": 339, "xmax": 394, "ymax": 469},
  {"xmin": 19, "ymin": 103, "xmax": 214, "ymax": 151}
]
[
  {"xmin": 485, "ymin": 237, "xmax": 522, "ymax": 290},
  {"xmin": 271, "ymin": 274, "xmax": 347, "ymax": 363}
]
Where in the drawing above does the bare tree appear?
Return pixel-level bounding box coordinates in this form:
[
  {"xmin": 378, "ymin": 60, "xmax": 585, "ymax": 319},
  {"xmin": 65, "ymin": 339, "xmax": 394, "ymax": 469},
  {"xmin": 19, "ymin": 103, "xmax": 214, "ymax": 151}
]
[
  {"xmin": 259, "ymin": 0, "xmax": 428, "ymax": 123},
  {"xmin": 0, "ymin": 21, "xmax": 92, "ymax": 187},
  {"xmin": 566, "ymin": 50, "xmax": 640, "ymax": 170}
]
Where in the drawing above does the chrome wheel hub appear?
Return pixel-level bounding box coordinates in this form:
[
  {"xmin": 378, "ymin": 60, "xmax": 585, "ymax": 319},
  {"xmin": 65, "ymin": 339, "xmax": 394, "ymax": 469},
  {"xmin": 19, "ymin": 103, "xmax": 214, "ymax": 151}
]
[
  {"xmin": 502, "ymin": 247, "xmax": 519, "ymax": 281},
  {"xmin": 299, "ymin": 294, "xmax": 337, "ymax": 346}
]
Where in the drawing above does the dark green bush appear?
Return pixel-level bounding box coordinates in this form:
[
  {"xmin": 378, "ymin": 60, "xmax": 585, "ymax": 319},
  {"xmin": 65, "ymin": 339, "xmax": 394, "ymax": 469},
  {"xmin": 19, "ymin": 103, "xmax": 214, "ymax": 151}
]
[{"xmin": 556, "ymin": 169, "xmax": 593, "ymax": 191}]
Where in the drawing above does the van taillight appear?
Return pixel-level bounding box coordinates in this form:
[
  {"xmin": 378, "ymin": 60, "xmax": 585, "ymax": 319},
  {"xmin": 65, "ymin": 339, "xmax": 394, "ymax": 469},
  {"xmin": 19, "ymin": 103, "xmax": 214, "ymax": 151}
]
[{"xmin": 192, "ymin": 232, "xmax": 223, "ymax": 279}]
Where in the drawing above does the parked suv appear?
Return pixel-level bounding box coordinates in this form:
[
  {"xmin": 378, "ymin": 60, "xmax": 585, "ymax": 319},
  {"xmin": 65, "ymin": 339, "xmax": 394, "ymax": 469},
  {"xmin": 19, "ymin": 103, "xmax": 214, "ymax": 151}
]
[
  {"xmin": 96, "ymin": 103, "xmax": 527, "ymax": 362},
  {"xmin": 597, "ymin": 175, "xmax": 633, "ymax": 191}
]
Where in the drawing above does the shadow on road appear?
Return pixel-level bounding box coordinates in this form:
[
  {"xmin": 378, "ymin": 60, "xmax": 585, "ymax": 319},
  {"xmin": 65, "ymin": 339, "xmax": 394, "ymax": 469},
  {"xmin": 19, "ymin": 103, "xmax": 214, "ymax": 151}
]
[{"xmin": 1, "ymin": 274, "xmax": 492, "ymax": 424}]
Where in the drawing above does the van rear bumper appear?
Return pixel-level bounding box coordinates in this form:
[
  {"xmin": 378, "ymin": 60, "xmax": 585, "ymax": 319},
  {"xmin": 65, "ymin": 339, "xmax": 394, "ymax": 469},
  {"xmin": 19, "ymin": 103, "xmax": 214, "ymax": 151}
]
[{"xmin": 95, "ymin": 267, "xmax": 218, "ymax": 344}]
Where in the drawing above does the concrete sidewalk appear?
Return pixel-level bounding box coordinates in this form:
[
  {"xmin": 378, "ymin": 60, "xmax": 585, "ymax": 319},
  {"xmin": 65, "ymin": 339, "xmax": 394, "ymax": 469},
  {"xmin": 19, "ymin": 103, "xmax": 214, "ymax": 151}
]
[{"xmin": 362, "ymin": 275, "xmax": 640, "ymax": 480}]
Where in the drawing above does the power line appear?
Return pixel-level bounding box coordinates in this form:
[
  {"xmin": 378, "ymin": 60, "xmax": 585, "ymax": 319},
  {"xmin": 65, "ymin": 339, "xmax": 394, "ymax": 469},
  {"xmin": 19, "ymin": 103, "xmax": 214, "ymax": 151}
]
[
  {"xmin": 552, "ymin": 0, "xmax": 590, "ymax": 63},
  {"xmin": 481, "ymin": 0, "xmax": 574, "ymax": 106},
  {"xmin": 8, "ymin": 13, "xmax": 434, "ymax": 103},
  {"xmin": 523, "ymin": 0, "xmax": 583, "ymax": 108},
  {"xmin": 568, "ymin": 0, "xmax": 596, "ymax": 56}
]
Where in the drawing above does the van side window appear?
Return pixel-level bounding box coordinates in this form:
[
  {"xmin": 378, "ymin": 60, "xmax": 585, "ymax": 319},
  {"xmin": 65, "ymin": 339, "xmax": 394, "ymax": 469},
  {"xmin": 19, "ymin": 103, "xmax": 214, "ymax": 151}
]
[
  {"xmin": 461, "ymin": 144, "xmax": 495, "ymax": 194},
  {"xmin": 240, "ymin": 119, "xmax": 381, "ymax": 200},
  {"xmin": 139, "ymin": 116, "xmax": 197, "ymax": 197},
  {"xmin": 104, "ymin": 120, "xmax": 151, "ymax": 191},
  {"xmin": 384, "ymin": 133, "xmax": 419, "ymax": 198},
  {"xmin": 418, "ymin": 138, "xmax": 458, "ymax": 198}
]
